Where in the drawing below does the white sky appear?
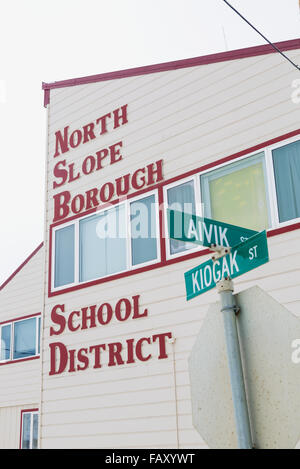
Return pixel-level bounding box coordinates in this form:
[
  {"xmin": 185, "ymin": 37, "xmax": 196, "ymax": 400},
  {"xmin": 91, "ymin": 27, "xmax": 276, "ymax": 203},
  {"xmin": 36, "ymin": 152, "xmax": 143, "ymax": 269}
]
[{"xmin": 0, "ymin": 0, "xmax": 299, "ymax": 284}]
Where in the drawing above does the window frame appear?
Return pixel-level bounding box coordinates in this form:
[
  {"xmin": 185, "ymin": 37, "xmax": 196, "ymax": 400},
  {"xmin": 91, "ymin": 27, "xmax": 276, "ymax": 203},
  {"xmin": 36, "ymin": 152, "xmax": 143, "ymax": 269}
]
[
  {"xmin": 0, "ymin": 314, "xmax": 41, "ymax": 364},
  {"xmin": 163, "ymin": 174, "xmax": 204, "ymax": 261},
  {"xmin": 54, "ymin": 222, "xmax": 76, "ymax": 288},
  {"xmin": 164, "ymin": 135, "xmax": 300, "ymax": 260},
  {"xmin": 264, "ymin": 135, "xmax": 300, "ymax": 230},
  {"xmin": 0, "ymin": 322, "xmax": 12, "ymax": 362},
  {"xmin": 51, "ymin": 190, "xmax": 161, "ymax": 292},
  {"xmin": 128, "ymin": 191, "xmax": 160, "ymax": 269},
  {"xmin": 199, "ymin": 149, "xmax": 272, "ymax": 231},
  {"xmin": 20, "ymin": 409, "xmax": 39, "ymax": 449}
]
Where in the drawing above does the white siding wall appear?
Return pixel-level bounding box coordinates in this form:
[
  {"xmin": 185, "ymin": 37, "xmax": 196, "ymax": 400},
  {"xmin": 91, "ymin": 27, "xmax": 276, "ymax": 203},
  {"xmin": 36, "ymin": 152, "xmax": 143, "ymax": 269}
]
[
  {"xmin": 0, "ymin": 246, "xmax": 43, "ymax": 448},
  {"xmin": 41, "ymin": 48, "xmax": 300, "ymax": 448},
  {"xmin": 0, "ymin": 404, "xmax": 39, "ymax": 449},
  {"xmin": 0, "ymin": 246, "xmax": 43, "ymax": 322}
]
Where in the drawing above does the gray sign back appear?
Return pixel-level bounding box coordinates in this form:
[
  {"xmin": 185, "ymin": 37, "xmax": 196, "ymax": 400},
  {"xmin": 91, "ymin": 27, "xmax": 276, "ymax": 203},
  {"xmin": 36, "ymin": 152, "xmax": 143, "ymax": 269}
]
[{"xmin": 189, "ymin": 286, "xmax": 300, "ymax": 449}]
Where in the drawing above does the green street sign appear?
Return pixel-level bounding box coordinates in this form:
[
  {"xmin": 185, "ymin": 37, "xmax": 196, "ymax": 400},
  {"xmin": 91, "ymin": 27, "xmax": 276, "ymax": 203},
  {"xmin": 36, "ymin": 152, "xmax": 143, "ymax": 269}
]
[
  {"xmin": 167, "ymin": 209, "xmax": 258, "ymax": 248},
  {"xmin": 184, "ymin": 231, "xmax": 269, "ymax": 300}
]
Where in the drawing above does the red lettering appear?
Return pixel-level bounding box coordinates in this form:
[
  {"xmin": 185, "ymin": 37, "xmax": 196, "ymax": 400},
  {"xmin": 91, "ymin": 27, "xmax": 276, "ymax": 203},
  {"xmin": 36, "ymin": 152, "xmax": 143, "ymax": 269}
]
[
  {"xmin": 68, "ymin": 163, "xmax": 80, "ymax": 183},
  {"xmin": 108, "ymin": 342, "xmax": 124, "ymax": 367},
  {"xmin": 69, "ymin": 129, "xmax": 82, "ymax": 149},
  {"xmin": 153, "ymin": 332, "xmax": 172, "ymax": 359},
  {"xmin": 136, "ymin": 337, "xmax": 152, "ymax": 362},
  {"xmin": 53, "ymin": 106, "xmax": 127, "ymax": 159},
  {"xmin": 89, "ymin": 344, "xmax": 106, "ymax": 369},
  {"xmin": 113, "ymin": 105, "xmax": 128, "ymax": 129},
  {"xmin": 82, "ymin": 155, "xmax": 96, "ymax": 175},
  {"xmin": 53, "ymin": 160, "xmax": 68, "ymax": 189},
  {"xmin": 54, "ymin": 126, "xmax": 69, "ymax": 158},
  {"xmin": 96, "ymin": 148, "xmax": 109, "ymax": 170},
  {"xmin": 53, "ymin": 191, "xmax": 70, "ymax": 222},
  {"xmin": 50, "ymin": 304, "xmax": 66, "ymax": 336},
  {"xmin": 109, "ymin": 141, "xmax": 123, "ymax": 165},
  {"xmin": 115, "ymin": 298, "xmax": 131, "ymax": 322},
  {"xmin": 81, "ymin": 305, "xmax": 97, "ymax": 330},
  {"xmin": 116, "ymin": 174, "xmax": 130, "ymax": 197},
  {"xmin": 147, "ymin": 159, "xmax": 163, "ymax": 185},
  {"xmin": 96, "ymin": 113, "xmax": 111, "ymax": 135},
  {"xmin": 51, "ymin": 158, "xmax": 165, "ymax": 222},
  {"xmin": 48, "ymin": 329, "xmax": 172, "ymax": 374},
  {"xmin": 68, "ymin": 349, "xmax": 76, "ymax": 372},
  {"xmin": 82, "ymin": 122, "xmax": 96, "ymax": 143},
  {"xmin": 132, "ymin": 168, "xmax": 146, "ymax": 190},
  {"xmin": 67, "ymin": 310, "xmax": 81, "ymax": 332},
  {"xmin": 126, "ymin": 338, "xmax": 135, "ymax": 364},
  {"xmin": 132, "ymin": 295, "xmax": 148, "ymax": 319},
  {"xmin": 49, "ymin": 342, "xmax": 68, "ymax": 375},
  {"xmin": 77, "ymin": 348, "xmax": 89, "ymax": 371},
  {"xmin": 99, "ymin": 182, "xmax": 114, "ymax": 203},
  {"xmin": 85, "ymin": 188, "xmax": 99, "ymax": 210},
  {"xmin": 97, "ymin": 303, "xmax": 113, "ymax": 326},
  {"xmin": 71, "ymin": 194, "xmax": 85, "ymax": 214}
]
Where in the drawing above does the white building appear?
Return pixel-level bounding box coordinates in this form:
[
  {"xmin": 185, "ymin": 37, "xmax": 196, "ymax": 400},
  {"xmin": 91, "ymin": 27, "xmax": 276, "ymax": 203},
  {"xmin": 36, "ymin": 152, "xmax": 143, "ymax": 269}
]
[
  {"xmin": 1, "ymin": 38, "xmax": 300, "ymax": 449},
  {"xmin": 0, "ymin": 243, "xmax": 43, "ymax": 448}
]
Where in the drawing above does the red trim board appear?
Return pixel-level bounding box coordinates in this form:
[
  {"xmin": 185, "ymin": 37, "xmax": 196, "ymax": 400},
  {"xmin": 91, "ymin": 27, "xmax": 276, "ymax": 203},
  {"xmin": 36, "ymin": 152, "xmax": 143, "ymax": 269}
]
[
  {"xmin": 0, "ymin": 312, "xmax": 41, "ymax": 326},
  {"xmin": 0, "ymin": 242, "xmax": 44, "ymax": 292},
  {"xmin": 0, "ymin": 313, "xmax": 41, "ymax": 368},
  {"xmin": 42, "ymin": 38, "xmax": 300, "ymax": 106},
  {"xmin": 0, "ymin": 355, "xmax": 40, "ymax": 368}
]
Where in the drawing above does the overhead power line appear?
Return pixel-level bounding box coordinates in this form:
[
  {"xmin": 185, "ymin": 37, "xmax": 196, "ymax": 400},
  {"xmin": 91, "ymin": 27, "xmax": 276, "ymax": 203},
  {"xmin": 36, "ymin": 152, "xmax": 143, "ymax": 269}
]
[{"xmin": 222, "ymin": 0, "xmax": 300, "ymax": 72}]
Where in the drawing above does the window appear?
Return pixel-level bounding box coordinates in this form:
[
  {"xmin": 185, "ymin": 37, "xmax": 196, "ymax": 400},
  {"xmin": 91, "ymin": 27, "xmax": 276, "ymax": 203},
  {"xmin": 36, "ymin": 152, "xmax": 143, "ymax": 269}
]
[
  {"xmin": 200, "ymin": 152, "xmax": 270, "ymax": 232},
  {"xmin": 21, "ymin": 410, "xmax": 39, "ymax": 449},
  {"xmin": 54, "ymin": 224, "xmax": 75, "ymax": 287},
  {"xmin": 14, "ymin": 318, "xmax": 37, "ymax": 360},
  {"xmin": 53, "ymin": 192, "xmax": 160, "ymax": 289},
  {"xmin": 130, "ymin": 194, "xmax": 158, "ymax": 265},
  {"xmin": 165, "ymin": 137, "xmax": 300, "ymax": 259},
  {"xmin": 0, "ymin": 316, "xmax": 40, "ymax": 363},
  {"xmin": 79, "ymin": 205, "xmax": 127, "ymax": 282},
  {"xmin": 272, "ymin": 140, "xmax": 300, "ymax": 223},
  {"xmin": 0, "ymin": 324, "xmax": 11, "ymax": 361},
  {"xmin": 166, "ymin": 180, "xmax": 197, "ymax": 255}
]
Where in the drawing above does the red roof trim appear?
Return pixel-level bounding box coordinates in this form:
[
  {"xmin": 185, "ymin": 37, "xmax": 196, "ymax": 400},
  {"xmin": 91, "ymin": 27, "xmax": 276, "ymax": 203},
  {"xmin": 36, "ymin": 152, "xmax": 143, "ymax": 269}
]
[
  {"xmin": 44, "ymin": 88, "xmax": 50, "ymax": 107},
  {"xmin": 1, "ymin": 355, "xmax": 40, "ymax": 369},
  {"xmin": 0, "ymin": 242, "xmax": 44, "ymax": 292},
  {"xmin": 42, "ymin": 38, "xmax": 300, "ymax": 101}
]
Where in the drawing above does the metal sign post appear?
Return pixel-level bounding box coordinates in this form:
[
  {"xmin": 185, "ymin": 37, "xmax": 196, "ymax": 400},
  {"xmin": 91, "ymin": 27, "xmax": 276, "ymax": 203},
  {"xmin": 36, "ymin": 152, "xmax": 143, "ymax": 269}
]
[
  {"xmin": 167, "ymin": 212, "xmax": 271, "ymax": 449},
  {"xmin": 217, "ymin": 277, "xmax": 253, "ymax": 449}
]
